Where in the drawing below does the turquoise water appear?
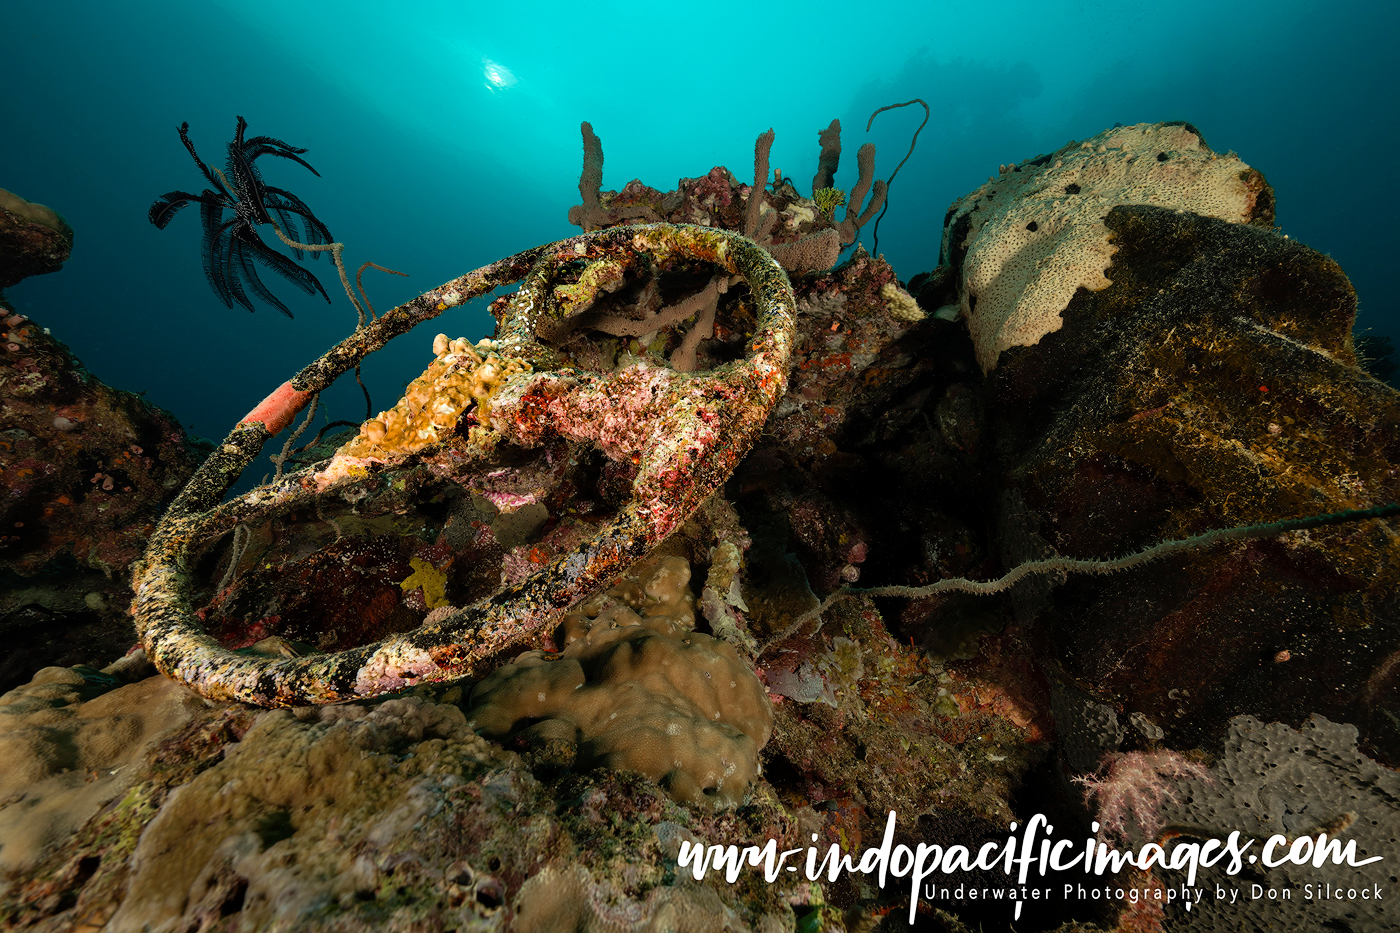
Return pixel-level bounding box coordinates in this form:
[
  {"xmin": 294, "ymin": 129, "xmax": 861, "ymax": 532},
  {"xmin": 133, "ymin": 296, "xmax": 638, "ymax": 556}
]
[{"xmin": 3, "ymin": 0, "xmax": 1395, "ymax": 446}]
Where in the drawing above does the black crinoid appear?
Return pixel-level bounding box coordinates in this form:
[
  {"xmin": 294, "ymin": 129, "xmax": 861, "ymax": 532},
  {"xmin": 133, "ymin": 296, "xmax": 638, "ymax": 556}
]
[{"xmin": 149, "ymin": 116, "xmax": 334, "ymax": 317}]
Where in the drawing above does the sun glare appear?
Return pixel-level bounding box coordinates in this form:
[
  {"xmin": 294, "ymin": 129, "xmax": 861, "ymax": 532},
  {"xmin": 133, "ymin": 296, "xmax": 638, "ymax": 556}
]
[{"xmin": 482, "ymin": 58, "xmax": 517, "ymax": 91}]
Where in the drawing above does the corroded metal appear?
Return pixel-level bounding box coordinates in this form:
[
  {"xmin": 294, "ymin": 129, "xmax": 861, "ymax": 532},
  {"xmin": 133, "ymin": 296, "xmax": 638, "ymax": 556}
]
[{"xmin": 132, "ymin": 224, "xmax": 795, "ymax": 707}]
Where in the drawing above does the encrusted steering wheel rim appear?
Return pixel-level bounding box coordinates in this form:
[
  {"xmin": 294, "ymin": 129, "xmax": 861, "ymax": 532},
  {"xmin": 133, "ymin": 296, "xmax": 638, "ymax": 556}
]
[{"xmin": 132, "ymin": 224, "xmax": 795, "ymax": 707}]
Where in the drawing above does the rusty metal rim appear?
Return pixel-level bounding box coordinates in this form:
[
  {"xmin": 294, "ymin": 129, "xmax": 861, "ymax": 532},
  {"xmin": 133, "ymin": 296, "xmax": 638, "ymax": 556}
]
[{"xmin": 132, "ymin": 224, "xmax": 795, "ymax": 707}]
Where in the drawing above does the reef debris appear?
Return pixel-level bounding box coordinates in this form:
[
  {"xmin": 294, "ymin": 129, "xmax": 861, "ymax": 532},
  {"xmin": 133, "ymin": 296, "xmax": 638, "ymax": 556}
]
[{"xmin": 132, "ymin": 223, "xmax": 797, "ymax": 708}]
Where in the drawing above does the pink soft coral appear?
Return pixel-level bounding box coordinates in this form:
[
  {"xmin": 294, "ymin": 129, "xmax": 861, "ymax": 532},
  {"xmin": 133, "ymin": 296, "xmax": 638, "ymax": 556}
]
[{"xmin": 1074, "ymin": 750, "xmax": 1210, "ymax": 845}]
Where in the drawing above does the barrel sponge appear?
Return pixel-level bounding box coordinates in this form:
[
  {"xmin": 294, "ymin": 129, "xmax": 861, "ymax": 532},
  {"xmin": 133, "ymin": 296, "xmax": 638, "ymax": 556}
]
[
  {"xmin": 941, "ymin": 122, "xmax": 1271, "ymax": 372},
  {"xmin": 467, "ymin": 555, "xmax": 774, "ymax": 808}
]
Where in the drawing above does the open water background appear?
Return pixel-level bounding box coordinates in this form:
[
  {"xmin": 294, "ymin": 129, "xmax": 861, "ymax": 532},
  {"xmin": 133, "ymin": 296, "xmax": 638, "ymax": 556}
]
[{"xmin": 3, "ymin": 0, "xmax": 1395, "ymax": 452}]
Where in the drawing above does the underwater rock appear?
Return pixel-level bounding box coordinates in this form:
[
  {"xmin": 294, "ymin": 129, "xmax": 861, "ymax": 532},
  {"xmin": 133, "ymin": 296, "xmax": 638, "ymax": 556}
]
[
  {"xmin": 770, "ymin": 249, "xmax": 952, "ymax": 466},
  {"xmin": 0, "ymin": 581, "xmax": 143, "ymax": 697},
  {"xmin": 511, "ymin": 862, "xmax": 756, "ymax": 933},
  {"xmin": 1, "ymin": 261, "xmax": 210, "ymax": 691},
  {"xmin": 99, "ymin": 696, "xmax": 509, "ymax": 933},
  {"xmin": 0, "ymin": 665, "xmax": 804, "ymax": 932},
  {"xmin": 962, "ymin": 195, "xmax": 1400, "ymax": 762},
  {"xmin": 733, "ymin": 247, "xmax": 978, "ymax": 597},
  {"xmin": 0, "ymin": 659, "xmax": 203, "ymax": 881},
  {"xmin": 755, "ymin": 589, "xmax": 1050, "ymax": 925},
  {"xmin": 0, "ymin": 316, "xmax": 210, "ymax": 581},
  {"xmin": 0, "ymin": 188, "xmax": 72, "ymax": 310}
]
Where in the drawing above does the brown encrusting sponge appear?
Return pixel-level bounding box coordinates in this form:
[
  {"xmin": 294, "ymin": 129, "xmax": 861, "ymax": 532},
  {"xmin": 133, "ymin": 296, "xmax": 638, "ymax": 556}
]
[{"xmin": 467, "ymin": 555, "xmax": 774, "ymax": 807}]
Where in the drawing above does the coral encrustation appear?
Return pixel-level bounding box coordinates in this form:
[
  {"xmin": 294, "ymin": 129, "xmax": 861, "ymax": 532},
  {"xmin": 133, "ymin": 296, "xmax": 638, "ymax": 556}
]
[{"xmin": 132, "ymin": 224, "xmax": 796, "ymax": 709}]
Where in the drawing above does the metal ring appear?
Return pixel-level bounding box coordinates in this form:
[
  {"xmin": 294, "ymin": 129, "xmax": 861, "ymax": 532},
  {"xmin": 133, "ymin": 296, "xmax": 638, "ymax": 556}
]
[{"xmin": 132, "ymin": 224, "xmax": 795, "ymax": 706}]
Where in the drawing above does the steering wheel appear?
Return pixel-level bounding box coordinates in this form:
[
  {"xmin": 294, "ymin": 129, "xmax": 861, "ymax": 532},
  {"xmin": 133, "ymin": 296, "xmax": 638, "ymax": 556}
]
[{"xmin": 132, "ymin": 224, "xmax": 795, "ymax": 706}]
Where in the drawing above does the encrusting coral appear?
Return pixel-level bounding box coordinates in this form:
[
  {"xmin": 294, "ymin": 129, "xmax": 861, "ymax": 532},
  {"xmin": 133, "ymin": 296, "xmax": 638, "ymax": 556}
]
[
  {"xmin": 0, "ymin": 661, "xmax": 207, "ymax": 877},
  {"xmin": 468, "ymin": 554, "xmax": 774, "ymax": 808},
  {"xmin": 0, "ymin": 656, "xmax": 805, "ymax": 932}
]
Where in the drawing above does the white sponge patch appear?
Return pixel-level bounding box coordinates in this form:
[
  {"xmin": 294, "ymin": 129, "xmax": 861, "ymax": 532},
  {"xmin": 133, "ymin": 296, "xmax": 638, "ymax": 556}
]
[{"xmin": 944, "ymin": 123, "xmax": 1261, "ymax": 371}]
